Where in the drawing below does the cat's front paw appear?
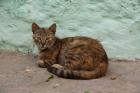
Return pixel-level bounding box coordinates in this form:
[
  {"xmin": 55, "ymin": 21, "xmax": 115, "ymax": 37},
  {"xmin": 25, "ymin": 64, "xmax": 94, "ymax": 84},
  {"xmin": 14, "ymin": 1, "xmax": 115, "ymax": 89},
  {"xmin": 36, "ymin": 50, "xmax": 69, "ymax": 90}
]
[
  {"xmin": 36, "ymin": 60, "xmax": 46, "ymax": 68},
  {"xmin": 52, "ymin": 64, "xmax": 64, "ymax": 69}
]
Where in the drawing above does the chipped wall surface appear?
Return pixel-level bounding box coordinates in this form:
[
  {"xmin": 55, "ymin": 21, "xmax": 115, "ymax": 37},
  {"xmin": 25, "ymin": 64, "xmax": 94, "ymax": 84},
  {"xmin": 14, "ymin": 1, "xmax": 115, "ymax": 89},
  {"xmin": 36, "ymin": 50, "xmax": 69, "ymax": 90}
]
[{"xmin": 0, "ymin": 0, "xmax": 140, "ymax": 59}]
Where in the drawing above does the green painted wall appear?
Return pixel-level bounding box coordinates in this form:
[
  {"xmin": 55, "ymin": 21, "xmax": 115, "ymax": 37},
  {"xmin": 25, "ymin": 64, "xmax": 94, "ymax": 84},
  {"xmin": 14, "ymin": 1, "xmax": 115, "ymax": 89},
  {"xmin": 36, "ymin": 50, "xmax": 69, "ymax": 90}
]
[{"xmin": 0, "ymin": 0, "xmax": 140, "ymax": 59}]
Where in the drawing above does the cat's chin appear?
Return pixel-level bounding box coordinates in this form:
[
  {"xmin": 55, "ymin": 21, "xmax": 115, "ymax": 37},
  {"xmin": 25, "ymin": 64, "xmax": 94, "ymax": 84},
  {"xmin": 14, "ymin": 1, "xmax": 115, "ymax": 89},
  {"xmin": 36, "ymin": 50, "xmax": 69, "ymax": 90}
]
[
  {"xmin": 40, "ymin": 47, "xmax": 48, "ymax": 51},
  {"xmin": 39, "ymin": 46, "xmax": 52, "ymax": 51}
]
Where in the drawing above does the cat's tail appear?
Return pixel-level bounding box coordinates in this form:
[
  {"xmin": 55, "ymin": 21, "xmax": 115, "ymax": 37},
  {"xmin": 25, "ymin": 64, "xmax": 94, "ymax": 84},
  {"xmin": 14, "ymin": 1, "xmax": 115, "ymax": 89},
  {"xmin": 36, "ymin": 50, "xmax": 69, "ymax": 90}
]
[{"xmin": 46, "ymin": 63, "xmax": 107, "ymax": 80}]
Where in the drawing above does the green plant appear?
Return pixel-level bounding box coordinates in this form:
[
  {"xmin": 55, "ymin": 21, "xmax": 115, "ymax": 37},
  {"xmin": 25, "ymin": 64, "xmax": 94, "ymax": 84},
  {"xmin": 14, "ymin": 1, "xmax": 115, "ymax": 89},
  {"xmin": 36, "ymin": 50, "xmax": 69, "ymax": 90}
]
[{"xmin": 84, "ymin": 91, "xmax": 90, "ymax": 93}]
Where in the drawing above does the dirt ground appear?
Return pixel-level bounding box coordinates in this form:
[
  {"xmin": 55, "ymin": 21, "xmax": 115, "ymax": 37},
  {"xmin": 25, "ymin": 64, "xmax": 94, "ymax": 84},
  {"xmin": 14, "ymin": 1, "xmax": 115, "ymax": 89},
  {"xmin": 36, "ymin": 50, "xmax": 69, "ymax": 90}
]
[{"xmin": 0, "ymin": 52, "xmax": 140, "ymax": 93}]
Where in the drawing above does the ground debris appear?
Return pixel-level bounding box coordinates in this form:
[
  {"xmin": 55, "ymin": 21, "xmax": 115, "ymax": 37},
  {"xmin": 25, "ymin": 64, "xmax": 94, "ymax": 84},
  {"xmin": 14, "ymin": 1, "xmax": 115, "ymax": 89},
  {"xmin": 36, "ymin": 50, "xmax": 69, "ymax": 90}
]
[
  {"xmin": 84, "ymin": 91, "xmax": 90, "ymax": 93},
  {"xmin": 25, "ymin": 69, "xmax": 32, "ymax": 72},
  {"xmin": 53, "ymin": 83, "xmax": 60, "ymax": 88},
  {"xmin": 46, "ymin": 75, "xmax": 54, "ymax": 82},
  {"xmin": 110, "ymin": 76, "xmax": 117, "ymax": 80}
]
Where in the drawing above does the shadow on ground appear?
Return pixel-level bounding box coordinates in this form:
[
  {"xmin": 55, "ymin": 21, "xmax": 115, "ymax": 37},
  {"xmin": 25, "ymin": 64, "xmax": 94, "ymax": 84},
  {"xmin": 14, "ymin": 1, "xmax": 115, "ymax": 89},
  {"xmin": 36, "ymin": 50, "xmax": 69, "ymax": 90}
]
[{"xmin": 0, "ymin": 52, "xmax": 140, "ymax": 93}]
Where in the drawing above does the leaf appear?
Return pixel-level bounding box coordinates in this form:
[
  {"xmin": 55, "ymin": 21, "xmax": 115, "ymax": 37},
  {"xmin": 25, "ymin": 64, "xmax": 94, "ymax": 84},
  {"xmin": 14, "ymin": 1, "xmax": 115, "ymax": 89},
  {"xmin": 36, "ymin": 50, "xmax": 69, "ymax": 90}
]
[
  {"xmin": 84, "ymin": 91, "xmax": 90, "ymax": 93},
  {"xmin": 46, "ymin": 75, "xmax": 54, "ymax": 82}
]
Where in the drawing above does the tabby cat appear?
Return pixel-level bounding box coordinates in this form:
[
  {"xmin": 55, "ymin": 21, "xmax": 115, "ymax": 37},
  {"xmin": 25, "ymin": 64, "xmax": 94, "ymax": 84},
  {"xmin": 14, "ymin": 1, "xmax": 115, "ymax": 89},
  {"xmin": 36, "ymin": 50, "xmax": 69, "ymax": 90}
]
[{"xmin": 32, "ymin": 22, "xmax": 108, "ymax": 79}]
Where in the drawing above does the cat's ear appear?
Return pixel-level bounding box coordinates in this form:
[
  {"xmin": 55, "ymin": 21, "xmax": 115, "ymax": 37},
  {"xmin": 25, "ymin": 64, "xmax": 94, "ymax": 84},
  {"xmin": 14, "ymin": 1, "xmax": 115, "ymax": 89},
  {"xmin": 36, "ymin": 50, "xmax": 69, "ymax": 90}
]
[
  {"xmin": 32, "ymin": 22, "xmax": 40, "ymax": 33},
  {"xmin": 49, "ymin": 23, "xmax": 56, "ymax": 33}
]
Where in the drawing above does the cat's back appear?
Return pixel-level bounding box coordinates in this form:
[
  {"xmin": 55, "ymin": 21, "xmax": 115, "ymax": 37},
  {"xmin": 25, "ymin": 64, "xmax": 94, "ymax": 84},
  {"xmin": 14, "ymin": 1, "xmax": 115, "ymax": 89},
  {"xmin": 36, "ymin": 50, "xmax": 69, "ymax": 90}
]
[
  {"xmin": 61, "ymin": 36, "xmax": 102, "ymax": 47},
  {"xmin": 60, "ymin": 36, "xmax": 107, "ymax": 62}
]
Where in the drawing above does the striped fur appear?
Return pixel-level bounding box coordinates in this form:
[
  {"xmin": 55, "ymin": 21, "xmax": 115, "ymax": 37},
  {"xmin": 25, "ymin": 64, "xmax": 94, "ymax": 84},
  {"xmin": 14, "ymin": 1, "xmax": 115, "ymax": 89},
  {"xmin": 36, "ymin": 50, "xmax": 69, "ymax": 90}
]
[
  {"xmin": 46, "ymin": 63, "xmax": 107, "ymax": 79},
  {"xmin": 32, "ymin": 23, "xmax": 108, "ymax": 79}
]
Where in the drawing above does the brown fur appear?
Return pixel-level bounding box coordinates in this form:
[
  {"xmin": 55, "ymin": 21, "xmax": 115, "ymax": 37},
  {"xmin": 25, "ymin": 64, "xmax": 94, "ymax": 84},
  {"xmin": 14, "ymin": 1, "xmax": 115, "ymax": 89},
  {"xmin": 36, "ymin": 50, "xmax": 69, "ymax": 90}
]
[{"xmin": 32, "ymin": 22, "xmax": 108, "ymax": 79}]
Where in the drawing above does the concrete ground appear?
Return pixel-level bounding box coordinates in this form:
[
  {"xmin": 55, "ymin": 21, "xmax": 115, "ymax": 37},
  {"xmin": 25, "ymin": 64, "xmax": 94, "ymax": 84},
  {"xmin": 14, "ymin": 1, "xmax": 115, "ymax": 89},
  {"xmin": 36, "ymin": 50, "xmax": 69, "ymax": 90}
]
[{"xmin": 0, "ymin": 52, "xmax": 140, "ymax": 93}]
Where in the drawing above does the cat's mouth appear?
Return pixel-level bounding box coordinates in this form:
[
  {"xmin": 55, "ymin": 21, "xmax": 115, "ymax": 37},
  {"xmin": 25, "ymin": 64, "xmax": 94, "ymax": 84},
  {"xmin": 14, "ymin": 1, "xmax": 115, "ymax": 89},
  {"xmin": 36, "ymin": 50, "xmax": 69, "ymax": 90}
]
[
  {"xmin": 40, "ymin": 44, "xmax": 52, "ymax": 50},
  {"xmin": 37, "ymin": 44, "xmax": 47, "ymax": 51},
  {"xmin": 41, "ymin": 47, "xmax": 47, "ymax": 50},
  {"xmin": 40, "ymin": 47, "xmax": 48, "ymax": 52},
  {"xmin": 38, "ymin": 40, "xmax": 56, "ymax": 51}
]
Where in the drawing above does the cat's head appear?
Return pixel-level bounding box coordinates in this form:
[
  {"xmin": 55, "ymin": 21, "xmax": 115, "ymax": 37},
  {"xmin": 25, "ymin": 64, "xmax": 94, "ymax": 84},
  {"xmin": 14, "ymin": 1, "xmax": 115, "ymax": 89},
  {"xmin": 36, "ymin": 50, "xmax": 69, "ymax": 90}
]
[{"xmin": 32, "ymin": 22, "xmax": 56, "ymax": 50}]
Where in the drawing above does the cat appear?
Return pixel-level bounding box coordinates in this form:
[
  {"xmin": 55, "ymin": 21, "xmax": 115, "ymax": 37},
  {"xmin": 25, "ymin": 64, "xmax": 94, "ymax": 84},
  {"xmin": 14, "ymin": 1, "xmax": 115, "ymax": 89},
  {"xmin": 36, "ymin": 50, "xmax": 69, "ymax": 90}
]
[{"xmin": 32, "ymin": 22, "xmax": 108, "ymax": 79}]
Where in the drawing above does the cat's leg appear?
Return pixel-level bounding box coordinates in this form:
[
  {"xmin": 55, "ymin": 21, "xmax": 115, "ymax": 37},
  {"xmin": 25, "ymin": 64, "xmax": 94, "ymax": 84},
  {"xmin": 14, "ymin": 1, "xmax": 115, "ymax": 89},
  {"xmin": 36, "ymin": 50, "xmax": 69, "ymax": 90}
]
[
  {"xmin": 37, "ymin": 58, "xmax": 58, "ymax": 68},
  {"xmin": 36, "ymin": 59, "xmax": 46, "ymax": 68},
  {"xmin": 36, "ymin": 53, "xmax": 46, "ymax": 68},
  {"xmin": 37, "ymin": 59, "xmax": 58, "ymax": 68},
  {"xmin": 52, "ymin": 64, "xmax": 64, "ymax": 69}
]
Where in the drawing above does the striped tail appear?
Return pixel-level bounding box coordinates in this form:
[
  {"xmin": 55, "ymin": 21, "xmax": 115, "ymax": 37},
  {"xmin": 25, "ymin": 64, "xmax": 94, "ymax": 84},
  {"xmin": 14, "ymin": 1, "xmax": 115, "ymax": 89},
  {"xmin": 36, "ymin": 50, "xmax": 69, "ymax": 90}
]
[{"xmin": 46, "ymin": 64, "xmax": 107, "ymax": 79}]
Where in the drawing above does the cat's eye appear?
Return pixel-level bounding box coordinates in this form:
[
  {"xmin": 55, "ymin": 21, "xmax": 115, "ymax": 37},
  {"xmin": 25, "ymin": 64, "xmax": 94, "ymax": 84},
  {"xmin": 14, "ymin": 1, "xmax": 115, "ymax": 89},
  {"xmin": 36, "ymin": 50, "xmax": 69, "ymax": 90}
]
[{"xmin": 33, "ymin": 37, "xmax": 38, "ymax": 40}]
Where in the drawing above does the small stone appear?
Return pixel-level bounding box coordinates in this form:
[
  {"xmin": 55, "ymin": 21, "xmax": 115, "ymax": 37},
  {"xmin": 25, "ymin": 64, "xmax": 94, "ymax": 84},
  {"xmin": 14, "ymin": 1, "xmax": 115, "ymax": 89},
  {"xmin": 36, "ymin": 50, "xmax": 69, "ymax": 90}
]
[
  {"xmin": 25, "ymin": 69, "xmax": 32, "ymax": 72},
  {"xmin": 110, "ymin": 76, "xmax": 117, "ymax": 80},
  {"xmin": 53, "ymin": 83, "xmax": 60, "ymax": 88}
]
